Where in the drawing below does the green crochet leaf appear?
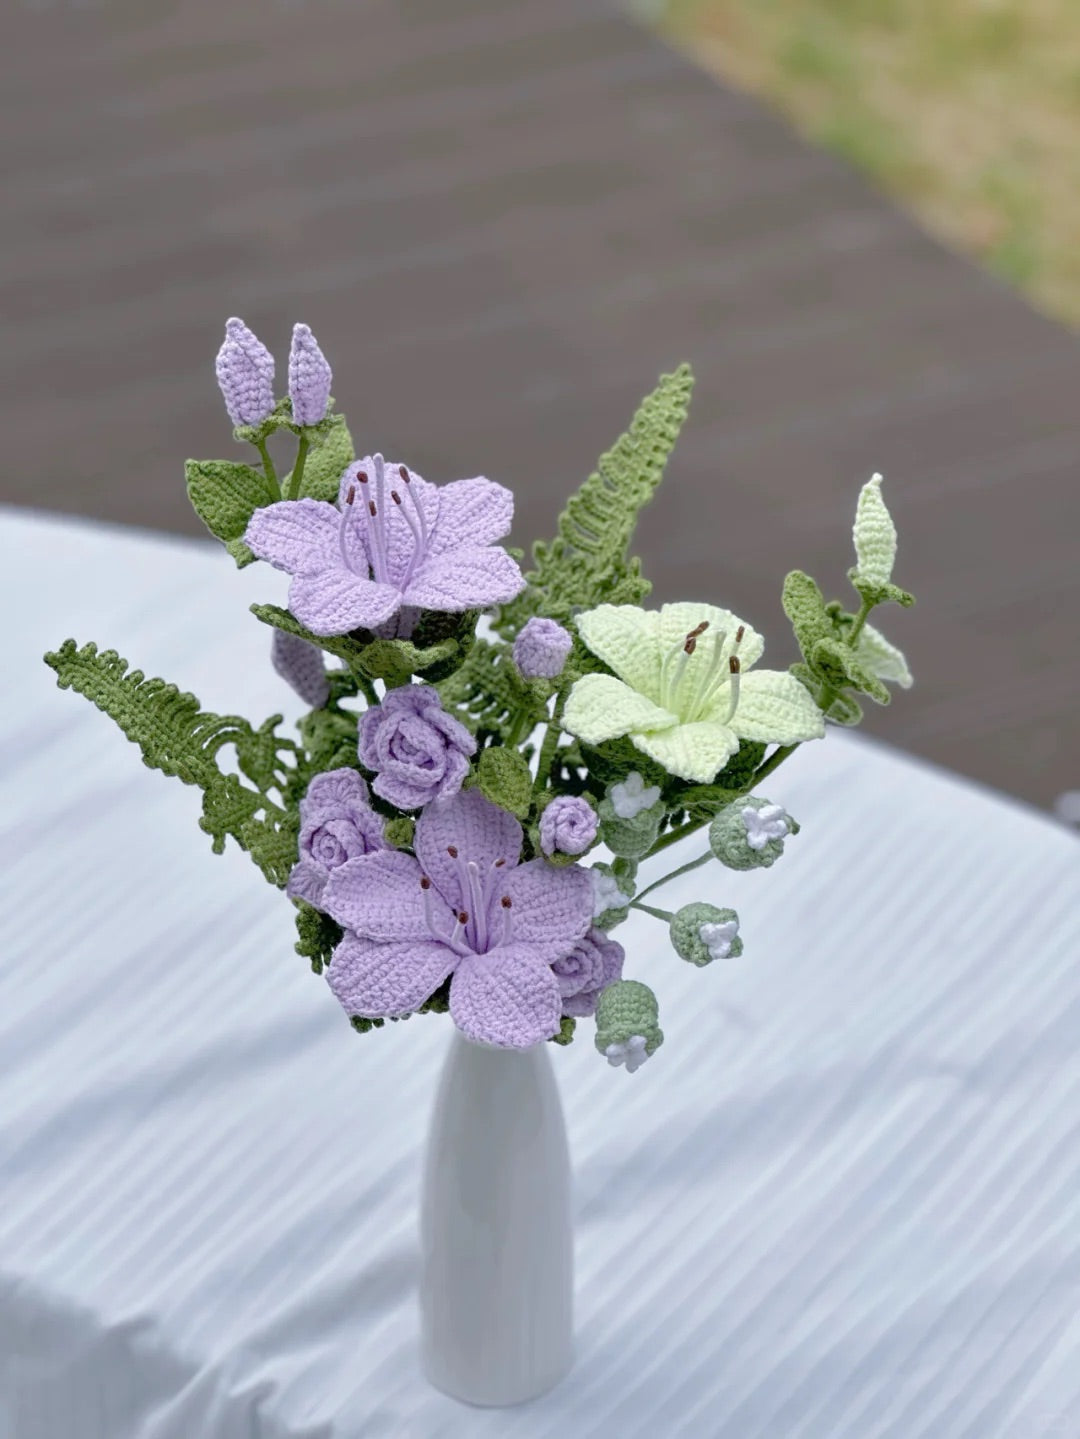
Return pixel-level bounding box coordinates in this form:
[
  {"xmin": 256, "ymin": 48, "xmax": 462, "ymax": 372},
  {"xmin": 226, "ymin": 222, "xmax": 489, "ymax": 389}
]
[
  {"xmin": 226, "ymin": 538, "xmax": 256, "ymax": 569},
  {"xmin": 185, "ymin": 459, "xmax": 273, "ymax": 549},
  {"xmin": 384, "ymin": 815, "xmax": 415, "ymax": 849},
  {"xmin": 782, "ymin": 570, "xmax": 838, "ymax": 663},
  {"xmin": 296, "ymin": 706, "xmax": 361, "ymax": 782},
  {"xmin": 356, "ymin": 636, "xmax": 460, "ymax": 688},
  {"xmin": 43, "ymin": 640, "xmax": 297, "ymax": 884},
  {"xmin": 550, "ymin": 1016, "xmax": 577, "ymax": 1046},
  {"xmin": 294, "ymin": 902, "xmax": 343, "ymax": 976},
  {"xmin": 250, "ymin": 604, "xmax": 371, "ymax": 668},
  {"xmin": 239, "ymin": 809, "xmax": 300, "ymax": 887},
  {"xmin": 284, "ymin": 416, "xmax": 355, "ymax": 502},
  {"xmin": 472, "ymin": 745, "xmax": 533, "ymax": 819},
  {"xmin": 810, "ymin": 637, "xmax": 890, "ymax": 705},
  {"xmin": 495, "ymin": 365, "xmax": 694, "ymax": 638},
  {"xmin": 848, "ymin": 571, "xmax": 916, "ymax": 609}
]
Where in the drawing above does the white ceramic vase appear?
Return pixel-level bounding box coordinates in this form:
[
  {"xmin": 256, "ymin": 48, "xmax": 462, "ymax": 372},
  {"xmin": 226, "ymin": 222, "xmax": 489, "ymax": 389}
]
[{"xmin": 420, "ymin": 1030, "xmax": 573, "ymax": 1407}]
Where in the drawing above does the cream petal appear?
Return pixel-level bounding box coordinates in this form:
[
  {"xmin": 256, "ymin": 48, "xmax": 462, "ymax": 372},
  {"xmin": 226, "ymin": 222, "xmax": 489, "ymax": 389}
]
[
  {"xmin": 575, "ymin": 605, "xmax": 662, "ymax": 696},
  {"xmin": 631, "ymin": 720, "xmax": 740, "ymax": 783},
  {"xmin": 563, "ymin": 673, "xmax": 678, "ymax": 746},
  {"xmin": 729, "ymin": 669, "xmax": 826, "ymax": 743}
]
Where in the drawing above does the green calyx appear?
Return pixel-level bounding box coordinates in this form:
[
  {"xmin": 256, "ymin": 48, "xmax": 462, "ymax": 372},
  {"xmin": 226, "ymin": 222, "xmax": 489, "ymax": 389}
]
[
  {"xmin": 597, "ymin": 792, "xmax": 664, "ymax": 859},
  {"xmin": 670, "ymin": 902, "xmax": 743, "ymax": 967},
  {"xmin": 595, "ymin": 979, "xmax": 663, "ymax": 1055},
  {"xmin": 708, "ymin": 795, "xmax": 798, "ymax": 871}
]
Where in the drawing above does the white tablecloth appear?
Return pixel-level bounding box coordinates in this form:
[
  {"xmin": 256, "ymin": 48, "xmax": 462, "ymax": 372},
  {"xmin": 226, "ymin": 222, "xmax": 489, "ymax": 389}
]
[{"xmin": 2, "ymin": 507, "xmax": 1079, "ymax": 1439}]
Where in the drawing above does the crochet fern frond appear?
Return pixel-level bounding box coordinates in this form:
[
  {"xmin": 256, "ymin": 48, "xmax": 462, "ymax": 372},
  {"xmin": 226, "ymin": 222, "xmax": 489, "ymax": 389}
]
[
  {"xmin": 437, "ymin": 637, "xmax": 546, "ymax": 743},
  {"xmin": 495, "ymin": 364, "xmax": 694, "ymax": 639},
  {"xmin": 43, "ymin": 640, "xmax": 300, "ymax": 886}
]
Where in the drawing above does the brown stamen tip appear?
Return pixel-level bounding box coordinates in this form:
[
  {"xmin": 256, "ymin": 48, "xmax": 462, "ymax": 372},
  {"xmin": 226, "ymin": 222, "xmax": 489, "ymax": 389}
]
[
  {"xmin": 399, "ymin": 465, "xmax": 410, "ymax": 483},
  {"xmin": 729, "ymin": 655, "xmax": 741, "ymax": 674},
  {"xmin": 458, "ymin": 910, "xmax": 469, "ymax": 925},
  {"xmin": 689, "ymin": 620, "xmax": 710, "ymax": 638},
  {"xmin": 420, "ymin": 876, "xmax": 431, "ymax": 890},
  {"xmin": 346, "ymin": 484, "xmax": 356, "ymax": 505},
  {"xmin": 368, "ymin": 500, "xmax": 377, "ymax": 517},
  {"xmin": 501, "ymin": 895, "xmax": 512, "ymax": 908},
  {"xmin": 356, "ymin": 470, "xmax": 368, "ymax": 484},
  {"xmin": 391, "ymin": 490, "xmax": 402, "ymax": 505},
  {"xmin": 735, "ymin": 625, "xmax": 745, "ymax": 643},
  {"xmin": 494, "ymin": 858, "xmax": 506, "ymax": 867},
  {"xmin": 447, "ymin": 845, "xmax": 458, "ymax": 858},
  {"xmin": 684, "ymin": 637, "xmax": 697, "ymax": 656}
]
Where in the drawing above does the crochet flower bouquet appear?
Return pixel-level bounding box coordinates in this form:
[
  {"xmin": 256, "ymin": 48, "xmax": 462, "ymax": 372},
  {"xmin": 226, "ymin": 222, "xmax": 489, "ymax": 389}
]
[{"xmin": 45, "ymin": 320, "xmax": 914, "ymax": 1071}]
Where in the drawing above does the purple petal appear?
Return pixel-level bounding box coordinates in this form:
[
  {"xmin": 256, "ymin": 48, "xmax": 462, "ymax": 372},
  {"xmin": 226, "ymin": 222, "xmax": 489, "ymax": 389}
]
[
  {"xmin": 427, "ymin": 477, "xmax": 513, "ymax": 557},
  {"xmin": 502, "ymin": 859, "xmax": 592, "ymax": 961},
  {"xmin": 288, "ymin": 569, "xmax": 402, "ymax": 636},
  {"xmin": 322, "ymin": 849, "xmax": 453, "ymax": 941},
  {"xmin": 302, "ymin": 767, "xmax": 370, "ymax": 816},
  {"xmin": 271, "ymin": 629, "xmax": 329, "ymax": 708},
  {"xmin": 402, "ymin": 545, "xmax": 524, "ymax": 611},
  {"xmin": 286, "ymin": 855, "xmax": 328, "ymax": 906},
  {"xmin": 244, "ymin": 500, "xmax": 340, "ymax": 575},
  {"xmin": 327, "ymin": 934, "xmax": 458, "ymax": 1018},
  {"xmin": 449, "ymin": 944, "xmax": 563, "ymax": 1049},
  {"xmin": 415, "ymin": 790, "xmax": 522, "ymax": 911}
]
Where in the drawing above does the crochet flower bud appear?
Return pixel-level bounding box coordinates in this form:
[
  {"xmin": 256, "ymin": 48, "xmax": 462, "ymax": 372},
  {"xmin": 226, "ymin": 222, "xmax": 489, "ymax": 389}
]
[
  {"xmin": 288, "ymin": 322, "xmax": 333, "ymax": 427},
  {"xmin": 597, "ymin": 786, "xmax": 663, "ymax": 859},
  {"xmin": 670, "ymin": 902, "xmax": 743, "ymax": 966},
  {"xmin": 540, "ymin": 794, "xmax": 598, "ymax": 856},
  {"xmin": 708, "ymin": 795, "xmax": 798, "ymax": 871},
  {"xmin": 512, "ymin": 616, "xmax": 574, "ymax": 680},
  {"xmin": 271, "ymin": 630, "xmax": 329, "ymax": 709},
  {"xmin": 215, "ymin": 317, "xmax": 275, "ymax": 427},
  {"xmin": 595, "ymin": 979, "xmax": 663, "ymax": 1072}
]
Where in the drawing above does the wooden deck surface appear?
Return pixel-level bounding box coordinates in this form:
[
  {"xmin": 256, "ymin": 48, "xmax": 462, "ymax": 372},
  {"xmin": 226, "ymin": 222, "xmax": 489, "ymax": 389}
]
[{"xmin": 3, "ymin": 0, "xmax": 1078, "ymax": 809}]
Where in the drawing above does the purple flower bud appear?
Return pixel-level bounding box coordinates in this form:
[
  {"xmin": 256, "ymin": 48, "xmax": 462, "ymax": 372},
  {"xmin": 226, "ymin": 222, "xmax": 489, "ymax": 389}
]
[
  {"xmin": 539, "ymin": 794, "xmax": 598, "ymax": 856},
  {"xmin": 271, "ymin": 629, "xmax": 330, "ymax": 709},
  {"xmin": 513, "ymin": 616, "xmax": 573, "ymax": 680},
  {"xmin": 288, "ymin": 322, "xmax": 333, "ymax": 427},
  {"xmin": 215, "ymin": 317, "xmax": 275, "ymax": 427}
]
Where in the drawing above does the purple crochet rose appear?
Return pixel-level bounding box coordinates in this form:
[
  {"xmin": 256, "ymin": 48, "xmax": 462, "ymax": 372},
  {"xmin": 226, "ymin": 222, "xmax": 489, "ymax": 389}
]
[
  {"xmin": 513, "ymin": 616, "xmax": 573, "ymax": 680},
  {"xmin": 288, "ymin": 322, "xmax": 332, "ymax": 427},
  {"xmin": 286, "ymin": 768, "xmax": 387, "ymax": 908},
  {"xmin": 359, "ymin": 684, "xmax": 476, "ymax": 811},
  {"xmin": 539, "ymin": 795, "xmax": 598, "ymax": 856},
  {"xmin": 271, "ymin": 629, "xmax": 329, "ymax": 708},
  {"xmin": 322, "ymin": 789, "xmax": 593, "ymax": 1048},
  {"xmin": 552, "ymin": 927, "xmax": 624, "ymax": 1018},
  {"xmin": 215, "ymin": 317, "xmax": 274, "ymax": 427},
  {"xmin": 243, "ymin": 454, "xmax": 524, "ymax": 636}
]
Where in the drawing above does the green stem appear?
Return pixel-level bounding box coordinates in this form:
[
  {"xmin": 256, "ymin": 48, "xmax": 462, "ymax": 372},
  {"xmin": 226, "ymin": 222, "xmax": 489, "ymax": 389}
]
[
  {"xmin": 532, "ymin": 693, "xmax": 566, "ymax": 794},
  {"xmin": 845, "ymin": 595, "xmax": 874, "ymax": 649},
  {"xmin": 635, "ymin": 849, "xmax": 712, "ymax": 904},
  {"xmin": 646, "ymin": 814, "xmax": 708, "ymax": 859},
  {"xmin": 256, "ymin": 438, "xmax": 280, "ymax": 502},
  {"xmin": 286, "ymin": 435, "xmax": 311, "ymax": 501},
  {"xmin": 752, "ymin": 742, "xmax": 797, "ymax": 787},
  {"xmin": 630, "ymin": 900, "xmax": 674, "ymax": 923},
  {"xmin": 349, "ymin": 669, "xmax": 379, "ymax": 706}
]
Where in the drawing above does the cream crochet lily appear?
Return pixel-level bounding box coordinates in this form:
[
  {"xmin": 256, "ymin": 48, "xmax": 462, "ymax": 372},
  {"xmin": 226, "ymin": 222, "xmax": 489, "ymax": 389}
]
[{"xmin": 563, "ymin": 602, "xmax": 825, "ymax": 783}]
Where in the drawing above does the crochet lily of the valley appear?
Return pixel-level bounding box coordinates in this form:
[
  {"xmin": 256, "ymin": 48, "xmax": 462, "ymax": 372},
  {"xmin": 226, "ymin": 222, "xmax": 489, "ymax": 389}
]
[{"xmin": 45, "ymin": 319, "xmax": 915, "ymax": 1072}]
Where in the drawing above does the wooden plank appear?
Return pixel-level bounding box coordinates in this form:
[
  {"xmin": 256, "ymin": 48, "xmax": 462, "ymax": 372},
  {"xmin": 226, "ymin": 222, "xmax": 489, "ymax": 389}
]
[{"xmin": 2, "ymin": 0, "xmax": 1077, "ymax": 808}]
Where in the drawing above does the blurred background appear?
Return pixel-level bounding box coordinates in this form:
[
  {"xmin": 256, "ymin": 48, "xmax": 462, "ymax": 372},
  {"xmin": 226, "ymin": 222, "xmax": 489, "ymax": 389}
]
[{"xmin": 3, "ymin": 0, "xmax": 1078, "ymax": 811}]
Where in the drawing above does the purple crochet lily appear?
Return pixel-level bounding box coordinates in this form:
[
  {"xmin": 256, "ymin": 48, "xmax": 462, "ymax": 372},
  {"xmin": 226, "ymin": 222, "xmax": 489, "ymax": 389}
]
[
  {"xmin": 243, "ymin": 454, "xmax": 525, "ymax": 636},
  {"xmin": 322, "ymin": 789, "xmax": 593, "ymax": 1048}
]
